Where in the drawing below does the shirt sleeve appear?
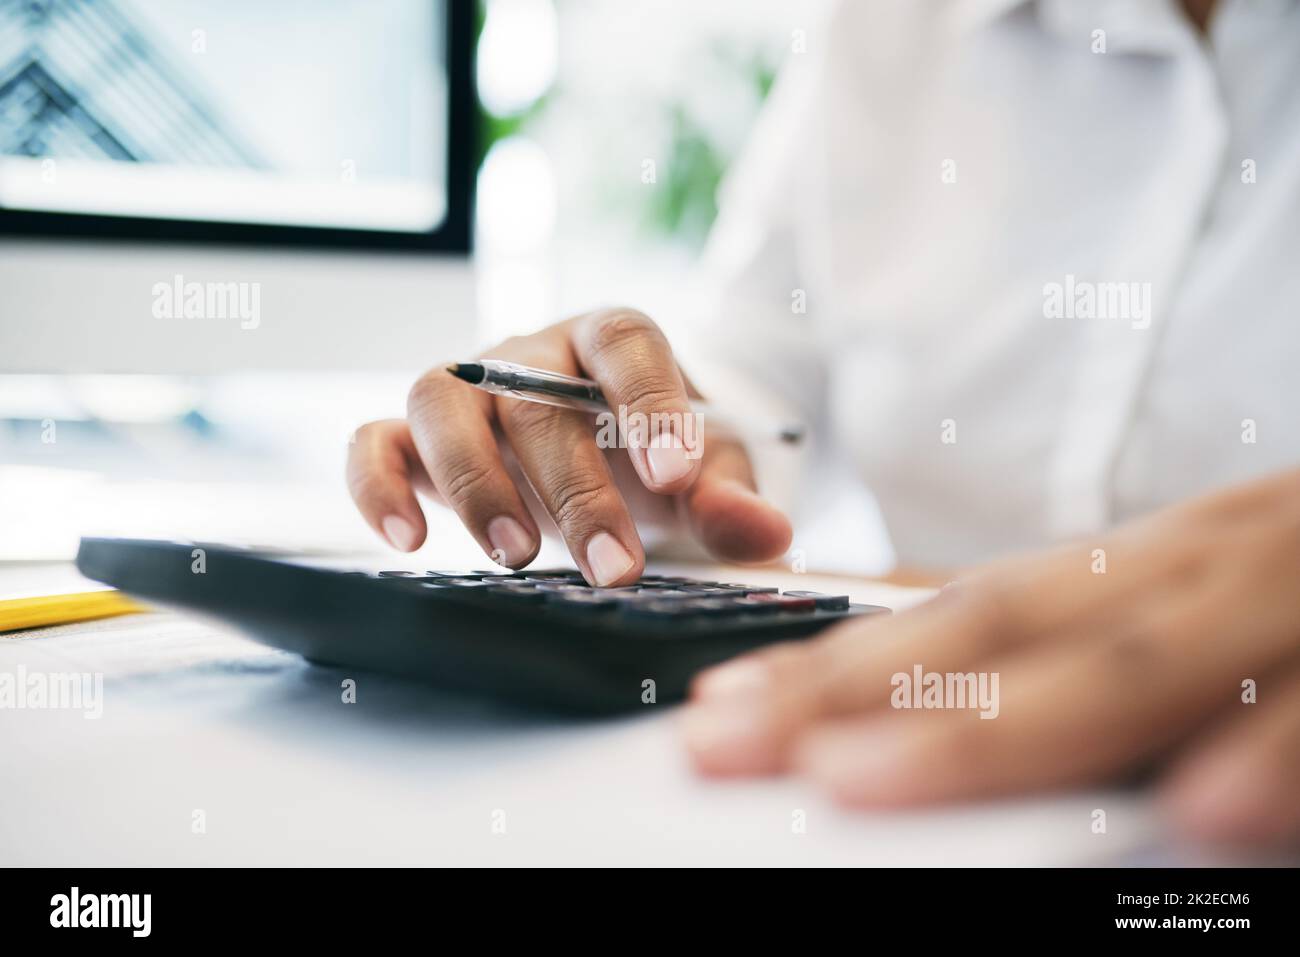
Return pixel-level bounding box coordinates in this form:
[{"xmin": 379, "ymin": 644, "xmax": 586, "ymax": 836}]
[{"xmin": 673, "ymin": 49, "xmax": 827, "ymax": 523}]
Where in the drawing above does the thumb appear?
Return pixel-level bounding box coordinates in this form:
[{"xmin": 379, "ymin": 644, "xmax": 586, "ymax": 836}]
[{"xmin": 682, "ymin": 436, "xmax": 792, "ymax": 562}]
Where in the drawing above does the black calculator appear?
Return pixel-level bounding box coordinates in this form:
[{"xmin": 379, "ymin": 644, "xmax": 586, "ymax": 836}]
[{"xmin": 76, "ymin": 537, "xmax": 890, "ymax": 714}]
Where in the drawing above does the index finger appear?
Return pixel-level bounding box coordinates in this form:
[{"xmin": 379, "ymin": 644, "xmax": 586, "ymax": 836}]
[
  {"xmin": 569, "ymin": 309, "xmax": 701, "ymax": 495},
  {"xmin": 405, "ymin": 364, "xmax": 542, "ymax": 568}
]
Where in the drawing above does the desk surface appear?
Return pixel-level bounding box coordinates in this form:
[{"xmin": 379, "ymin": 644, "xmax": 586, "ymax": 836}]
[{"xmin": 0, "ymin": 559, "xmax": 1177, "ymax": 866}]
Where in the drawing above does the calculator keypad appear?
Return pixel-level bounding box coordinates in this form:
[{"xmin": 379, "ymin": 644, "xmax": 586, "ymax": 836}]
[{"xmin": 373, "ymin": 568, "xmax": 885, "ymax": 621}]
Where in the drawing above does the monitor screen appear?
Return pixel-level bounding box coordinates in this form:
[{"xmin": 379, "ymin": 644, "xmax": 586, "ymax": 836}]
[{"xmin": 0, "ymin": 0, "xmax": 469, "ymax": 245}]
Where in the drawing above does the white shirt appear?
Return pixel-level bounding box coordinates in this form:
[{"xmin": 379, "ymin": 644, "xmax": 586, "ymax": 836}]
[{"xmin": 693, "ymin": 0, "xmax": 1300, "ymax": 568}]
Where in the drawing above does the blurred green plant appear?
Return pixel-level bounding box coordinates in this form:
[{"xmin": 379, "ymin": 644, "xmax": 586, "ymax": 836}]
[
  {"xmin": 641, "ymin": 47, "xmax": 776, "ymax": 247},
  {"xmin": 475, "ymin": 1, "xmax": 779, "ymax": 250},
  {"xmin": 474, "ymin": 2, "xmax": 544, "ymax": 171}
]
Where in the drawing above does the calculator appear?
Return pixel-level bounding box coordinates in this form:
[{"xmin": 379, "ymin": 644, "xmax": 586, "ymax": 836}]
[{"xmin": 76, "ymin": 537, "xmax": 890, "ymax": 714}]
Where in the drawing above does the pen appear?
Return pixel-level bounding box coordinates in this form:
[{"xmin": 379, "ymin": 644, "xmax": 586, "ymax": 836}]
[{"xmin": 447, "ymin": 359, "xmax": 805, "ymax": 445}]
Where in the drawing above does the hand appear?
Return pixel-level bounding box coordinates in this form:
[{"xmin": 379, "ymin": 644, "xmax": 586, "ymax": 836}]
[
  {"xmin": 346, "ymin": 308, "xmax": 792, "ymax": 586},
  {"xmin": 683, "ymin": 468, "xmax": 1300, "ymax": 849}
]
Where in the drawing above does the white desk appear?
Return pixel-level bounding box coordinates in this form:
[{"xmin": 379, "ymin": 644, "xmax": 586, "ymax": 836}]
[{"xmin": 0, "ymin": 560, "xmax": 1173, "ymax": 866}]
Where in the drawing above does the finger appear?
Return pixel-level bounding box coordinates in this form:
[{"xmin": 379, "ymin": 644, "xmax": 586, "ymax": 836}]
[
  {"xmin": 952, "ymin": 493, "xmax": 1282, "ymax": 640},
  {"xmin": 682, "ymin": 523, "xmax": 1225, "ymax": 775},
  {"xmin": 682, "ymin": 586, "xmax": 1018, "ymax": 775},
  {"xmin": 1161, "ymin": 663, "xmax": 1300, "ymax": 848},
  {"xmin": 791, "ymin": 592, "xmax": 1298, "ymax": 807},
  {"xmin": 687, "ymin": 553, "xmax": 1090, "ymax": 712},
  {"xmin": 346, "ymin": 419, "xmax": 430, "ymax": 552},
  {"xmin": 406, "ymin": 367, "xmax": 541, "ymax": 568},
  {"xmin": 483, "ymin": 333, "xmax": 643, "ymax": 586},
  {"xmin": 496, "ymin": 385, "xmax": 644, "ymax": 587},
  {"xmin": 570, "ymin": 309, "xmax": 701, "ymax": 495},
  {"xmin": 681, "ymin": 434, "xmax": 792, "ymax": 562},
  {"xmin": 684, "ymin": 549, "xmax": 1300, "ymax": 778}
]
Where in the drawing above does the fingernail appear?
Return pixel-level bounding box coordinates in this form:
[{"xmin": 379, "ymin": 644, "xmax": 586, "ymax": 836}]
[
  {"xmin": 487, "ymin": 515, "xmax": 534, "ymax": 567},
  {"xmin": 645, "ymin": 430, "xmax": 693, "ymax": 485},
  {"xmin": 382, "ymin": 515, "xmax": 419, "ymax": 551},
  {"xmin": 796, "ymin": 725, "xmax": 915, "ymax": 803},
  {"xmin": 682, "ymin": 701, "xmax": 767, "ymax": 755},
  {"xmin": 694, "ymin": 659, "xmax": 769, "ymax": 700},
  {"xmin": 585, "ymin": 531, "xmax": 635, "ymax": 586}
]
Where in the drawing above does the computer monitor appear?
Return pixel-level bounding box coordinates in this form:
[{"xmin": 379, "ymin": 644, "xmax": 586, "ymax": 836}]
[{"xmin": 0, "ymin": 0, "xmax": 477, "ymax": 372}]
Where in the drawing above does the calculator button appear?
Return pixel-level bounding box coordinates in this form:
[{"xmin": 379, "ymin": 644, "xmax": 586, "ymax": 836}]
[
  {"xmin": 730, "ymin": 596, "xmax": 784, "ymax": 614},
  {"xmin": 623, "ymin": 600, "xmax": 695, "ymax": 618},
  {"xmin": 488, "ymin": 584, "xmax": 547, "ymax": 603},
  {"xmin": 548, "ymin": 591, "xmax": 620, "ymax": 609},
  {"xmin": 533, "ymin": 582, "xmax": 586, "ymax": 593},
  {"xmin": 684, "ymin": 597, "xmax": 749, "ymax": 616},
  {"xmin": 620, "ymin": 589, "xmax": 696, "ymax": 602},
  {"xmin": 740, "ymin": 593, "xmax": 816, "ymax": 612},
  {"xmin": 781, "ymin": 590, "xmax": 851, "ymax": 611},
  {"xmin": 378, "ymin": 571, "xmax": 453, "ymax": 583}
]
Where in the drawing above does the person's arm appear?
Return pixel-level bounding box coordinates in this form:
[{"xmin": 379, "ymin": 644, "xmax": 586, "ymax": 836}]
[{"xmin": 683, "ymin": 467, "xmax": 1300, "ymax": 848}]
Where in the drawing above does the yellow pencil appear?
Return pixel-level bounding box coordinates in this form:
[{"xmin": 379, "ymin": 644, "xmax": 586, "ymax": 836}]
[{"xmin": 0, "ymin": 590, "xmax": 148, "ymax": 634}]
